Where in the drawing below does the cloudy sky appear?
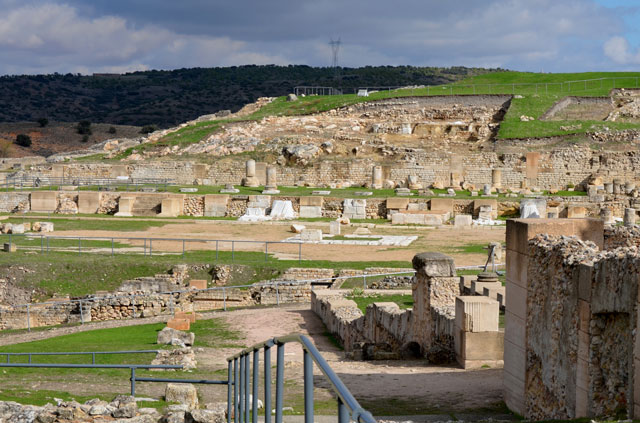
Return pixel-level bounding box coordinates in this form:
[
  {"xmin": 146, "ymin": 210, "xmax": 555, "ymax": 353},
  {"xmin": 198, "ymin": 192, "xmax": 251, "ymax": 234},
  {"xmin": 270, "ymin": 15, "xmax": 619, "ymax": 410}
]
[{"xmin": 0, "ymin": 0, "xmax": 638, "ymax": 75}]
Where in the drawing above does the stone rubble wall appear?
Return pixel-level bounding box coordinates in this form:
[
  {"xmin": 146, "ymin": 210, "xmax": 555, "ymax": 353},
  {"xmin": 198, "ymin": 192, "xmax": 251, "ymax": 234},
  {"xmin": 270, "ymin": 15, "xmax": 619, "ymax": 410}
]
[{"xmin": 521, "ymin": 232, "xmax": 640, "ymax": 420}]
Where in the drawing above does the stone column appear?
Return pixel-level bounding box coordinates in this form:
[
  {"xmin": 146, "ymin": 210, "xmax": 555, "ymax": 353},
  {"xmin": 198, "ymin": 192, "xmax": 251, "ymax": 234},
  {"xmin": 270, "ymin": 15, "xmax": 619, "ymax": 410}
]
[
  {"xmin": 624, "ymin": 208, "xmax": 636, "ymax": 227},
  {"xmin": 492, "ymin": 169, "xmax": 502, "ymax": 188},
  {"xmin": 263, "ymin": 166, "xmax": 279, "ymax": 193},
  {"xmin": 626, "ymin": 181, "xmax": 636, "ymax": 195},
  {"xmin": 242, "ymin": 160, "xmax": 259, "ymax": 187},
  {"xmin": 600, "ymin": 207, "xmax": 614, "ymax": 225},
  {"xmin": 411, "ymin": 252, "xmax": 459, "ymax": 361},
  {"xmin": 613, "ymin": 178, "xmax": 622, "ymax": 195},
  {"xmin": 372, "ymin": 166, "xmax": 383, "ymax": 189}
]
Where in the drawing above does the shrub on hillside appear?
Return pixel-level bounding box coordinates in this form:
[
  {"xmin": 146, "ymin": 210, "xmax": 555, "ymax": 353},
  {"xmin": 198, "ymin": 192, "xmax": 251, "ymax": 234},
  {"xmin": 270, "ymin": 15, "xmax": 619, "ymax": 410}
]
[
  {"xmin": 108, "ymin": 126, "xmax": 117, "ymax": 134},
  {"xmin": 140, "ymin": 124, "xmax": 157, "ymax": 134},
  {"xmin": 37, "ymin": 118, "xmax": 49, "ymax": 127},
  {"xmin": 81, "ymin": 134, "xmax": 90, "ymax": 143},
  {"xmin": 15, "ymin": 134, "xmax": 32, "ymax": 147},
  {"xmin": 77, "ymin": 120, "xmax": 92, "ymax": 135}
]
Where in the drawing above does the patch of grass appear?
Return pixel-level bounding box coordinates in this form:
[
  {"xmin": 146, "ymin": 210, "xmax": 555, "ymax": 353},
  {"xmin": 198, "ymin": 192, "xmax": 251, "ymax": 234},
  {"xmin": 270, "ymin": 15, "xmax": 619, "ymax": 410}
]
[
  {"xmin": 190, "ymin": 318, "xmax": 244, "ymax": 348},
  {"xmin": 346, "ymin": 294, "xmax": 413, "ymax": 313},
  {"xmin": 6, "ymin": 217, "xmax": 171, "ymax": 232}
]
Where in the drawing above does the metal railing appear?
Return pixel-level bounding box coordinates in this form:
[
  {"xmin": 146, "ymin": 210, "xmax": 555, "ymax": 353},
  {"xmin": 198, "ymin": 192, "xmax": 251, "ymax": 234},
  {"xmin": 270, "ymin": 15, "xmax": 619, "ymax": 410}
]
[
  {"xmin": 0, "ymin": 363, "xmax": 183, "ymax": 396},
  {"xmin": 0, "ymin": 176, "xmax": 174, "ymax": 192},
  {"xmin": 294, "ymin": 76, "xmax": 640, "ymax": 97},
  {"xmin": 0, "ymin": 270, "xmax": 417, "ymax": 332},
  {"xmin": 227, "ymin": 334, "xmax": 376, "ymax": 423},
  {"xmin": 0, "ymin": 349, "xmax": 159, "ymax": 364}
]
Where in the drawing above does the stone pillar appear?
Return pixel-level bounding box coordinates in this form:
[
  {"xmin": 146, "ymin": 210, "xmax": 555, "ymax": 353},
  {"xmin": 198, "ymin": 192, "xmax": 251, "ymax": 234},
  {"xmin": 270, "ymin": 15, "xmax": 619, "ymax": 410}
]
[
  {"xmin": 483, "ymin": 184, "xmax": 492, "ymax": 196},
  {"xmin": 263, "ymin": 166, "xmax": 279, "ymax": 194},
  {"xmin": 625, "ymin": 181, "xmax": 634, "ymax": 194},
  {"xmin": 242, "ymin": 160, "xmax": 259, "ymax": 187},
  {"xmin": 492, "ymin": 169, "xmax": 502, "ymax": 188},
  {"xmin": 624, "ymin": 208, "xmax": 636, "ymax": 227},
  {"xmin": 613, "ymin": 178, "xmax": 622, "ymax": 195},
  {"xmin": 411, "ymin": 252, "xmax": 459, "ymax": 360},
  {"xmin": 600, "ymin": 207, "xmax": 614, "ymax": 225},
  {"xmin": 372, "ymin": 166, "xmax": 383, "ymax": 189},
  {"xmin": 604, "ymin": 182, "xmax": 614, "ymax": 194}
]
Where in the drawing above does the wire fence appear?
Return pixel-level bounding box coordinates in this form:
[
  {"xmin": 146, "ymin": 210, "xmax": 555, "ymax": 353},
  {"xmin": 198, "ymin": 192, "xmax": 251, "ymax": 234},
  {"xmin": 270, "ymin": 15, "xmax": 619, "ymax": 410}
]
[
  {"xmin": 295, "ymin": 76, "xmax": 640, "ymax": 97},
  {"xmin": 0, "ymin": 176, "xmax": 174, "ymax": 192}
]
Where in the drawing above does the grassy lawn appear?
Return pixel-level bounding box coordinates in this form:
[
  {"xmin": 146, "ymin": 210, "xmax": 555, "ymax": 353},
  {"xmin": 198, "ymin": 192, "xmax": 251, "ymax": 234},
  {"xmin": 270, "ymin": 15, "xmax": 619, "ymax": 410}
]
[
  {"xmin": 0, "ymin": 248, "xmax": 411, "ymax": 298},
  {"xmin": 346, "ymin": 293, "xmax": 413, "ymax": 313}
]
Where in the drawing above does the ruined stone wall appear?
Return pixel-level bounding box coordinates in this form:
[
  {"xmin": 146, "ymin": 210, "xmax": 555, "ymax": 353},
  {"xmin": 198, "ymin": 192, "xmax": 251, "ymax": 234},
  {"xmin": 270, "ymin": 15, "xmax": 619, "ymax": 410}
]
[{"xmin": 0, "ymin": 192, "xmax": 29, "ymax": 212}]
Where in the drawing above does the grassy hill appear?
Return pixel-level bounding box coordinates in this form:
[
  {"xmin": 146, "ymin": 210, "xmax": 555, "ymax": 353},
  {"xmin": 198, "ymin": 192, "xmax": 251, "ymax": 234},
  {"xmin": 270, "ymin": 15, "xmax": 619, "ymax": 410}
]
[{"xmin": 0, "ymin": 65, "xmax": 492, "ymax": 128}]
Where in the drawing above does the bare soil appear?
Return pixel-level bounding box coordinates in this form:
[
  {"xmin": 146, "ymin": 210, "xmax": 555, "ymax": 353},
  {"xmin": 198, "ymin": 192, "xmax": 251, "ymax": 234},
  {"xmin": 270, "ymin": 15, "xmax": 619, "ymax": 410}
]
[{"xmin": 53, "ymin": 222, "xmax": 505, "ymax": 266}]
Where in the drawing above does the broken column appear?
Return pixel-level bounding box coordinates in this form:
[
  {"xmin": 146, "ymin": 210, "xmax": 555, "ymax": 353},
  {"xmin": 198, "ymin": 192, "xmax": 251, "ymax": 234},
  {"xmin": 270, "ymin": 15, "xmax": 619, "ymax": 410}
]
[
  {"xmin": 372, "ymin": 166, "xmax": 383, "ymax": 189},
  {"xmin": 624, "ymin": 208, "xmax": 636, "ymax": 227},
  {"xmin": 242, "ymin": 160, "xmax": 260, "ymax": 187},
  {"xmin": 263, "ymin": 166, "xmax": 279, "ymax": 194},
  {"xmin": 626, "ymin": 181, "xmax": 635, "ymax": 195},
  {"xmin": 613, "ymin": 178, "xmax": 622, "ymax": 195},
  {"xmin": 600, "ymin": 207, "xmax": 614, "ymax": 225},
  {"xmin": 492, "ymin": 169, "xmax": 502, "ymax": 189}
]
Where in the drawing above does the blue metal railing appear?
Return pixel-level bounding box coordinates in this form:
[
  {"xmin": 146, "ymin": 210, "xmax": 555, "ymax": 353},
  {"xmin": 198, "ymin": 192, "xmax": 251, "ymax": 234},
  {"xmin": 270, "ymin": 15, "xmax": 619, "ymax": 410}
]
[
  {"xmin": 227, "ymin": 334, "xmax": 376, "ymax": 423},
  {"xmin": 0, "ymin": 349, "xmax": 159, "ymax": 364}
]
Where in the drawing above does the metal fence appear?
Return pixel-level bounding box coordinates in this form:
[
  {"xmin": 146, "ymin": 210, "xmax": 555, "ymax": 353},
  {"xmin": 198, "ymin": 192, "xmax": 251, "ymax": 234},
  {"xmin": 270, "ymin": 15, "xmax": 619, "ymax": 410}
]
[
  {"xmin": 295, "ymin": 76, "xmax": 640, "ymax": 97},
  {"xmin": 0, "ymin": 176, "xmax": 174, "ymax": 192},
  {"xmin": 1, "ymin": 270, "xmax": 418, "ymax": 332},
  {"xmin": 0, "ymin": 349, "xmax": 159, "ymax": 364},
  {"xmin": 227, "ymin": 334, "xmax": 376, "ymax": 423},
  {"xmin": 294, "ymin": 86, "xmax": 343, "ymax": 96}
]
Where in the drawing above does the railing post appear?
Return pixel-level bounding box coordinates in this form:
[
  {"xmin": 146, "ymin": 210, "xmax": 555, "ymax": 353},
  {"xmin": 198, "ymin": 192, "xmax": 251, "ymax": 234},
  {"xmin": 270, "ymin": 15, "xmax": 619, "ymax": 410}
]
[
  {"xmin": 216, "ymin": 240, "xmax": 219, "ymax": 261},
  {"xmin": 182, "ymin": 239, "xmax": 185, "ymax": 259},
  {"xmin": 362, "ymin": 274, "xmax": 367, "ymax": 289},
  {"xmin": 92, "ymin": 352, "xmax": 96, "ymax": 364},
  {"xmin": 264, "ymin": 345, "xmax": 272, "ymax": 423},
  {"xmin": 223, "ymin": 288, "xmax": 227, "ymax": 311},
  {"xmin": 244, "ymin": 354, "xmax": 250, "ymax": 423},
  {"xmin": 252, "ymin": 349, "xmax": 259, "ymax": 423},
  {"xmin": 265, "ymin": 242, "xmax": 268, "ymax": 262},
  {"xmin": 239, "ymin": 355, "xmax": 244, "ymax": 423},
  {"xmin": 26, "ymin": 304, "xmax": 30, "ymax": 332},
  {"xmin": 130, "ymin": 367, "xmax": 136, "ymax": 396},
  {"xmin": 149, "ymin": 239, "xmax": 152, "ymax": 256},
  {"xmin": 275, "ymin": 343, "xmax": 285, "ymax": 423},
  {"xmin": 78, "ymin": 237, "xmax": 81, "ymax": 254},
  {"xmin": 338, "ymin": 398, "xmax": 349, "ymax": 423},
  {"xmin": 303, "ymin": 350, "xmax": 314, "ymax": 423},
  {"xmin": 79, "ymin": 300, "xmax": 84, "ymax": 324},
  {"xmin": 234, "ymin": 358, "xmax": 239, "ymax": 423},
  {"xmin": 111, "ymin": 238, "xmax": 114, "ymax": 256},
  {"xmin": 228, "ymin": 361, "xmax": 233, "ymax": 423},
  {"xmin": 276, "ymin": 283, "xmax": 280, "ymax": 306},
  {"xmin": 232, "ymin": 241, "xmax": 235, "ymax": 262}
]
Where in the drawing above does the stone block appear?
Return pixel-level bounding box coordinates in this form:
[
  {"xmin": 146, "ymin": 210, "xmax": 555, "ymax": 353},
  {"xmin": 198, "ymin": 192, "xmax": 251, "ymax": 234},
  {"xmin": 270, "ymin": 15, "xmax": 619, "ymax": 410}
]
[
  {"xmin": 506, "ymin": 218, "xmax": 604, "ymax": 255},
  {"xmin": 159, "ymin": 197, "xmax": 183, "ymax": 217},
  {"xmin": 430, "ymin": 198, "xmax": 454, "ymax": 213},
  {"xmin": 300, "ymin": 196, "xmax": 323, "ymax": 207},
  {"xmin": 300, "ymin": 229, "xmax": 322, "ymax": 241},
  {"xmin": 525, "ymin": 151, "xmax": 540, "ymax": 179},
  {"xmin": 165, "ymin": 383, "xmax": 198, "ymax": 409},
  {"xmin": 115, "ymin": 197, "xmax": 134, "ymax": 217},
  {"xmin": 455, "ymin": 296, "xmax": 499, "ymax": 332},
  {"xmin": 454, "ymin": 214, "xmax": 472, "ymax": 227},
  {"xmin": 503, "ymin": 369, "xmax": 525, "ymax": 416},
  {"xmin": 3, "ymin": 243, "xmax": 16, "ymax": 252},
  {"xmin": 329, "ymin": 221, "xmax": 340, "ymax": 235},
  {"xmin": 503, "ymin": 339, "xmax": 526, "ymax": 389},
  {"xmin": 30, "ymin": 191, "xmax": 57, "ymax": 212},
  {"xmin": 204, "ymin": 195, "xmax": 229, "ymax": 217},
  {"xmin": 386, "ymin": 198, "xmax": 410, "ymax": 210},
  {"xmin": 157, "ymin": 327, "xmax": 195, "ymax": 346},
  {"xmin": 505, "ymin": 280, "xmax": 527, "ymax": 321},
  {"xmin": 506, "ymin": 249, "xmax": 527, "ymax": 289},
  {"xmin": 167, "ymin": 318, "xmax": 190, "ymax": 331},
  {"xmin": 299, "ymin": 206, "xmax": 322, "ymax": 218},
  {"xmin": 78, "ymin": 192, "xmax": 100, "ymax": 214},
  {"xmin": 503, "ymin": 310, "xmax": 525, "ymax": 347},
  {"xmin": 483, "ymin": 285, "xmax": 505, "ymax": 302},
  {"xmin": 110, "ymin": 165, "xmax": 128, "ymax": 178},
  {"xmin": 473, "ymin": 199, "xmax": 498, "ymax": 219},
  {"xmin": 175, "ymin": 311, "xmax": 196, "ymax": 323},
  {"xmin": 566, "ymin": 206, "xmax": 587, "ymax": 218},
  {"xmin": 189, "ymin": 280, "xmax": 207, "ymax": 290},
  {"xmin": 455, "ymin": 330, "xmax": 504, "ymax": 369},
  {"xmin": 412, "ymin": 252, "xmax": 455, "ymax": 277},
  {"xmin": 471, "ymin": 281, "xmax": 502, "ymax": 296}
]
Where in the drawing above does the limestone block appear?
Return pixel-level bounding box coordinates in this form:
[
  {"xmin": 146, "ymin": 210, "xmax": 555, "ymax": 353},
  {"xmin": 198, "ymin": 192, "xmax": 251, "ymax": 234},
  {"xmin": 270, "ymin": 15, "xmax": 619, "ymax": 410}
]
[
  {"xmin": 167, "ymin": 318, "xmax": 190, "ymax": 331},
  {"xmin": 483, "ymin": 285, "xmax": 505, "ymax": 302},
  {"xmin": 159, "ymin": 197, "xmax": 183, "ymax": 217},
  {"xmin": 299, "ymin": 196, "xmax": 323, "ymax": 207},
  {"xmin": 455, "ymin": 296, "xmax": 499, "ymax": 332},
  {"xmin": 175, "ymin": 311, "xmax": 196, "ymax": 323},
  {"xmin": 525, "ymin": 151, "xmax": 540, "ymax": 179},
  {"xmin": 471, "ymin": 281, "xmax": 502, "ymax": 296},
  {"xmin": 165, "ymin": 383, "xmax": 198, "ymax": 409},
  {"xmin": 506, "ymin": 218, "xmax": 604, "ymax": 254},
  {"xmin": 473, "ymin": 199, "xmax": 498, "ymax": 219},
  {"xmin": 189, "ymin": 280, "xmax": 207, "ymax": 290},
  {"xmin": 430, "ymin": 198, "xmax": 454, "ymax": 213},
  {"xmin": 329, "ymin": 221, "xmax": 340, "ymax": 235},
  {"xmin": 519, "ymin": 198, "xmax": 547, "ymax": 219},
  {"xmin": 115, "ymin": 197, "xmax": 134, "ymax": 217},
  {"xmin": 300, "ymin": 229, "xmax": 322, "ymax": 241},
  {"xmin": 78, "ymin": 192, "xmax": 101, "ymax": 214},
  {"xmin": 204, "ymin": 195, "xmax": 229, "ymax": 217},
  {"xmin": 299, "ymin": 206, "xmax": 322, "ymax": 218},
  {"xmin": 157, "ymin": 327, "xmax": 195, "ymax": 346},
  {"xmin": 110, "ymin": 165, "xmax": 128, "ymax": 178},
  {"xmin": 386, "ymin": 198, "xmax": 410, "ymax": 210},
  {"xmin": 31, "ymin": 191, "xmax": 57, "ymax": 212},
  {"xmin": 454, "ymin": 214, "xmax": 472, "ymax": 227},
  {"xmin": 412, "ymin": 252, "xmax": 455, "ymax": 277},
  {"xmin": 566, "ymin": 206, "xmax": 587, "ymax": 218},
  {"xmin": 455, "ymin": 330, "xmax": 504, "ymax": 369},
  {"xmin": 290, "ymin": 224, "xmax": 305, "ymax": 233}
]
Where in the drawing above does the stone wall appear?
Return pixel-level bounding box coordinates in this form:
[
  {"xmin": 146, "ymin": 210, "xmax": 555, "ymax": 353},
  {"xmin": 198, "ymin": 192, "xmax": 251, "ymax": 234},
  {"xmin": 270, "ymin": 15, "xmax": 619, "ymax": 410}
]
[
  {"xmin": 0, "ymin": 192, "xmax": 29, "ymax": 212},
  {"xmin": 504, "ymin": 218, "xmax": 640, "ymax": 420}
]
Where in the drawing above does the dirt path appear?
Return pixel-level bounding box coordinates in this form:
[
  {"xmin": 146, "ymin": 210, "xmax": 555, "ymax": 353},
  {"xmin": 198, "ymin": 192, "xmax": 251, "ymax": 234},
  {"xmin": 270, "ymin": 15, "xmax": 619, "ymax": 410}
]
[{"xmin": 52, "ymin": 223, "xmax": 505, "ymax": 266}]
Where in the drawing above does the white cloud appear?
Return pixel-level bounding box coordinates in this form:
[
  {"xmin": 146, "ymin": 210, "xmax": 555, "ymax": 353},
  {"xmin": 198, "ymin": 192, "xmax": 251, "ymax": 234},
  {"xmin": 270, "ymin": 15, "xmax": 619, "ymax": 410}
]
[{"xmin": 603, "ymin": 36, "xmax": 640, "ymax": 64}]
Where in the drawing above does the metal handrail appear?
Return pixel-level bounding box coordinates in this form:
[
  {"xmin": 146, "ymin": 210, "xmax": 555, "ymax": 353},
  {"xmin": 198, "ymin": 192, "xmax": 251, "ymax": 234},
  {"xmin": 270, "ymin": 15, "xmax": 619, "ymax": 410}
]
[{"xmin": 226, "ymin": 333, "xmax": 376, "ymax": 423}]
